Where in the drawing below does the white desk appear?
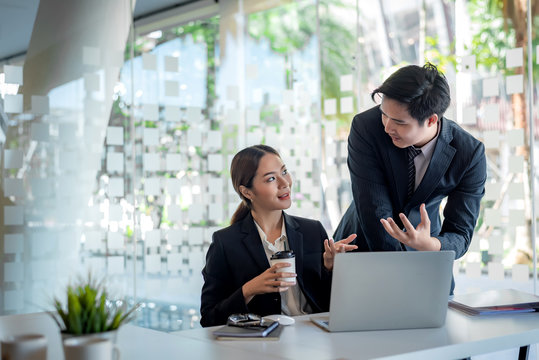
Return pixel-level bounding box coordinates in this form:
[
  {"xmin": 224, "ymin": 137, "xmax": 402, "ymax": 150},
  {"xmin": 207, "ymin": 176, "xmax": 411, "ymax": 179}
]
[
  {"xmin": 0, "ymin": 313, "xmax": 277, "ymax": 360},
  {"xmin": 1, "ymin": 309, "xmax": 539, "ymax": 359},
  {"xmin": 172, "ymin": 309, "xmax": 539, "ymax": 360}
]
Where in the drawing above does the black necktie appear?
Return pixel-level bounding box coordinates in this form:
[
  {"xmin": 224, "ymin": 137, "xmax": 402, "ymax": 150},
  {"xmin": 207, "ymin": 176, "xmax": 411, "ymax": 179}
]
[{"xmin": 407, "ymin": 146, "xmax": 421, "ymax": 200}]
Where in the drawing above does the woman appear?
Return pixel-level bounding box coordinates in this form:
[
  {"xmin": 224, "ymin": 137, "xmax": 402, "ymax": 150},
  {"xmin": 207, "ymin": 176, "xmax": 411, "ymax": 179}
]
[{"xmin": 200, "ymin": 145, "xmax": 356, "ymax": 327}]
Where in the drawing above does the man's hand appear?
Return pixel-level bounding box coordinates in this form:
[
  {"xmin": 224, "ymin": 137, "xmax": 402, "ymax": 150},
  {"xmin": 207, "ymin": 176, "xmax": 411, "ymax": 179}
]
[
  {"xmin": 379, "ymin": 203, "xmax": 441, "ymax": 251},
  {"xmin": 323, "ymin": 234, "xmax": 358, "ymax": 271}
]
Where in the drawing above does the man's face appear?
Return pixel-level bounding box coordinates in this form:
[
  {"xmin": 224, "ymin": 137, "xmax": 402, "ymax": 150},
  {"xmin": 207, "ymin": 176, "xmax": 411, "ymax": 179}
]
[{"xmin": 380, "ymin": 97, "xmax": 437, "ymax": 148}]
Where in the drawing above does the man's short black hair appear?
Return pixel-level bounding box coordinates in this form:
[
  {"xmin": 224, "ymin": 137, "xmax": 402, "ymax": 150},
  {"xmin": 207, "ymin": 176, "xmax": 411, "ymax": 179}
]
[{"xmin": 371, "ymin": 63, "xmax": 451, "ymax": 126}]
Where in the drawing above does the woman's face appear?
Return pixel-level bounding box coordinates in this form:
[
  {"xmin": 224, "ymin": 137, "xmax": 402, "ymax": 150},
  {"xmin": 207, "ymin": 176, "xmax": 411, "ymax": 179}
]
[{"xmin": 244, "ymin": 153, "xmax": 293, "ymax": 212}]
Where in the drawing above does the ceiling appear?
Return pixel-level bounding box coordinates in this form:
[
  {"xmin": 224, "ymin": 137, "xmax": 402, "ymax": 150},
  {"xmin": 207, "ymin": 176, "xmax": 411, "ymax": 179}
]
[{"xmin": 0, "ymin": 0, "xmax": 199, "ymax": 62}]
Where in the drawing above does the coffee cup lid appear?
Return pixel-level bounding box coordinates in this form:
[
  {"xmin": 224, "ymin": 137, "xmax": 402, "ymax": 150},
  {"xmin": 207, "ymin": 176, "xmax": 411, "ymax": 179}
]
[{"xmin": 271, "ymin": 250, "xmax": 295, "ymax": 259}]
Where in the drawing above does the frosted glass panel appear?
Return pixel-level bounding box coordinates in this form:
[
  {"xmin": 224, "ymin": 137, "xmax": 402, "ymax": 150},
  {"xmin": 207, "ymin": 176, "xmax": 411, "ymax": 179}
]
[{"xmin": 4, "ymin": 65, "xmax": 23, "ymax": 85}]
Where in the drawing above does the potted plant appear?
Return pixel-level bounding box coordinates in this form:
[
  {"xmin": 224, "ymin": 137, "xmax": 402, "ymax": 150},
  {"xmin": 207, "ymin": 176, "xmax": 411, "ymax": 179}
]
[{"xmin": 50, "ymin": 274, "xmax": 138, "ymax": 340}]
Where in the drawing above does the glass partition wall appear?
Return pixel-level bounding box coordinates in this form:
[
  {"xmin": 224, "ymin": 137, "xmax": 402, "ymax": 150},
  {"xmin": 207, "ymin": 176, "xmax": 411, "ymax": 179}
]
[
  {"xmin": 0, "ymin": 0, "xmax": 134, "ymax": 316},
  {"xmin": 0, "ymin": 0, "xmax": 537, "ymax": 332},
  {"xmin": 452, "ymin": 0, "xmax": 538, "ymax": 294}
]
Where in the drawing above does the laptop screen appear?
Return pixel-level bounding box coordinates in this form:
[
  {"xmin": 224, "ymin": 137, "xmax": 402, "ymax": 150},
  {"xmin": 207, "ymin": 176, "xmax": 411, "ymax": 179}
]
[{"xmin": 324, "ymin": 251, "xmax": 454, "ymax": 332}]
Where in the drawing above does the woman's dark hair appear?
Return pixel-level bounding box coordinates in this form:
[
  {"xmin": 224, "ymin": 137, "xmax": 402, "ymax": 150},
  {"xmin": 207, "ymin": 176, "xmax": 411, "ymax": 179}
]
[
  {"xmin": 371, "ymin": 62, "xmax": 451, "ymax": 126},
  {"xmin": 230, "ymin": 144, "xmax": 280, "ymax": 224}
]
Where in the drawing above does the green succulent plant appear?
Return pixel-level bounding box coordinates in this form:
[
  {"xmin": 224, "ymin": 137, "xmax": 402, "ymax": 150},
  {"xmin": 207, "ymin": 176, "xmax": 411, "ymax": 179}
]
[{"xmin": 51, "ymin": 275, "xmax": 138, "ymax": 335}]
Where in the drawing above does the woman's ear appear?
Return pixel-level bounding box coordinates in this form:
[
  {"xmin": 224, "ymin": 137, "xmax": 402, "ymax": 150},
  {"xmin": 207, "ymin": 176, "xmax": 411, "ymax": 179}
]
[{"xmin": 239, "ymin": 185, "xmax": 252, "ymax": 201}]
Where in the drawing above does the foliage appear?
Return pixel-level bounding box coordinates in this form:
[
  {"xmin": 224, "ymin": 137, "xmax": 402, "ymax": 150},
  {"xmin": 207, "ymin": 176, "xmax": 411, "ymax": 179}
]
[
  {"xmin": 122, "ymin": 17, "xmax": 219, "ymax": 119},
  {"xmin": 125, "ymin": 225, "xmax": 133, "ymax": 239},
  {"xmin": 466, "ymin": 0, "xmax": 512, "ymax": 72},
  {"xmin": 51, "ymin": 274, "xmax": 138, "ymax": 335},
  {"xmin": 247, "ymin": 0, "xmax": 356, "ymax": 128},
  {"xmin": 162, "ymin": 18, "xmax": 219, "ymax": 113},
  {"xmin": 424, "ymin": 36, "xmax": 457, "ymax": 72},
  {"xmin": 249, "ymin": 4, "xmax": 313, "ymax": 54},
  {"xmin": 467, "ymin": 0, "xmax": 539, "ymax": 76}
]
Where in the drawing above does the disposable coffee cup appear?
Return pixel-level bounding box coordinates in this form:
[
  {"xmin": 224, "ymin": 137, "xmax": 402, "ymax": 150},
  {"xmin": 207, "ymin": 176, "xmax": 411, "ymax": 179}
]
[
  {"xmin": 270, "ymin": 250, "xmax": 296, "ymax": 285},
  {"xmin": 1, "ymin": 334, "xmax": 47, "ymax": 360}
]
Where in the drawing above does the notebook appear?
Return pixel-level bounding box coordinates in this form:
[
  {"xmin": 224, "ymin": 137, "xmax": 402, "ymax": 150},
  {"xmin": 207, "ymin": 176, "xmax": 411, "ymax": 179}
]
[
  {"xmin": 213, "ymin": 320, "xmax": 281, "ymax": 340},
  {"xmin": 449, "ymin": 288, "xmax": 539, "ymax": 315},
  {"xmin": 311, "ymin": 250, "xmax": 455, "ymax": 332}
]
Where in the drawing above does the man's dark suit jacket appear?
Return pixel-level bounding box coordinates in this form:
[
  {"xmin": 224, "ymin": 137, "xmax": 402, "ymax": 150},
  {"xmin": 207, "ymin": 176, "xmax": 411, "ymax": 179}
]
[
  {"xmin": 200, "ymin": 212, "xmax": 331, "ymax": 327},
  {"xmin": 346, "ymin": 105, "xmax": 486, "ymax": 260}
]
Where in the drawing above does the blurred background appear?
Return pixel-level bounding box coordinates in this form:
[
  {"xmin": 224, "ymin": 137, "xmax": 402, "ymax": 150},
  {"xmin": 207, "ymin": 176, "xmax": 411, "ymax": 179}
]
[{"xmin": 0, "ymin": 0, "xmax": 538, "ymax": 333}]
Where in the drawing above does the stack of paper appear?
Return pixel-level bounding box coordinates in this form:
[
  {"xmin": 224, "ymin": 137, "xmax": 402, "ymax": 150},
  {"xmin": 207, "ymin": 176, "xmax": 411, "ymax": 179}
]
[{"xmin": 449, "ymin": 289, "xmax": 539, "ymax": 315}]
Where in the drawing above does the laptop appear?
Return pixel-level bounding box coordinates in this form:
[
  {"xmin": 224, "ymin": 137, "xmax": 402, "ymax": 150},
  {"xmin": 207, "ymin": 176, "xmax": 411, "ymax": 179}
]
[{"xmin": 311, "ymin": 250, "xmax": 455, "ymax": 332}]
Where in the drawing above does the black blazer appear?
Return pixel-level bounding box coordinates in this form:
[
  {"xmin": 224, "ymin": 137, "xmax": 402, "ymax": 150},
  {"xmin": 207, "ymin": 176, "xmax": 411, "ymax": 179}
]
[
  {"xmin": 347, "ymin": 105, "xmax": 486, "ymax": 258},
  {"xmin": 200, "ymin": 212, "xmax": 331, "ymax": 327}
]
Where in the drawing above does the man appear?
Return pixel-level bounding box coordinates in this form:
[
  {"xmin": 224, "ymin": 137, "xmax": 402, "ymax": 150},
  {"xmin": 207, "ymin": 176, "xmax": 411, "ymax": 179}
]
[{"xmin": 339, "ymin": 63, "xmax": 486, "ymax": 291}]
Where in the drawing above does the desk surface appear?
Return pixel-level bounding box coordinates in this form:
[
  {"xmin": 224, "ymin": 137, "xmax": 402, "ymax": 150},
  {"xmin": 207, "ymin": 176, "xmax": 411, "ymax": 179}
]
[
  {"xmin": 172, "ymin": 309, "xmax": 539, "ymax": 360},
  {"xmin": 2, "ymin": 309, "xmax": 539, "ymax": 360},
  {"xmin": 0, "ymin": 313, "xmax": 277, "ymax": 360}
]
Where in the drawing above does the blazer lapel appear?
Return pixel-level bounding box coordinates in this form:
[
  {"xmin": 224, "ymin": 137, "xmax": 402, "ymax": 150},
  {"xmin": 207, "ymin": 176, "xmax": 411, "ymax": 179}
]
[
  {"xmin": 240, "ymin": 213, "xmax": 271, "ymax": 272},
  {"xmin": 409, "ymin": 118, "xmax": 456, "ymax": 207},
  {"xmin": 283, "ymin": 213, "xmax": 304, "ymax": 282},
  {"xmin": 373, "ymin": 105, "xmax": 408, "ymax": 209}
]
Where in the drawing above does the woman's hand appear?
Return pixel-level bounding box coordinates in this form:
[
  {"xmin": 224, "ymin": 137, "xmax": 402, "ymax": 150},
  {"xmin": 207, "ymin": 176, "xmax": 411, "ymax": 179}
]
[
  {"xmin": 242, "ymin": 263, "xmax": 296, "ymax": 304},
  {"xmin": 323, "ymin": 234, "xmax": 358, "ymax": 271}
]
